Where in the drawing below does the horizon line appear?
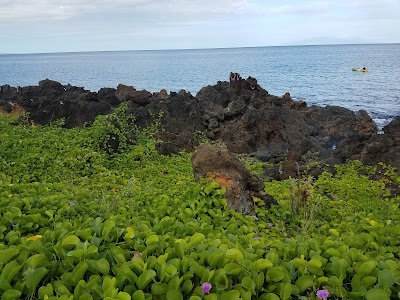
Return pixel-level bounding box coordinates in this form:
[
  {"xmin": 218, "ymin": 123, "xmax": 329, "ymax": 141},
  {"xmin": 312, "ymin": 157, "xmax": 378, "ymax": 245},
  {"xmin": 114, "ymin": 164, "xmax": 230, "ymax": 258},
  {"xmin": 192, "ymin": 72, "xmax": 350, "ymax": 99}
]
[{"xmin": 1, "ymin": 42, "xmax": 400, "ymax": 56}]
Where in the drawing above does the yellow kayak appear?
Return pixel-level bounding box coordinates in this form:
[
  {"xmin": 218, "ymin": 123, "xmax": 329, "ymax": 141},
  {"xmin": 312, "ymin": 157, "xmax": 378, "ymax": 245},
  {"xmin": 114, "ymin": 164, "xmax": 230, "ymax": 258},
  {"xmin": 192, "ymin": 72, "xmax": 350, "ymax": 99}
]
[{"xmin": 352, "ymin": 68, "xmax": 368, "ymax": 72}]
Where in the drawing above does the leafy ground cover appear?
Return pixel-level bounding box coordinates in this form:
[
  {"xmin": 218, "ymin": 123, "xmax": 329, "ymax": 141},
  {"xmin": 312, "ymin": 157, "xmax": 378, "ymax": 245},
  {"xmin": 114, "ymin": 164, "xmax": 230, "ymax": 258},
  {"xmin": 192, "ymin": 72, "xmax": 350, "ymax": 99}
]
[{"xmin": 0, "ymin": 108, "xmax": 400, "ymax": 300}]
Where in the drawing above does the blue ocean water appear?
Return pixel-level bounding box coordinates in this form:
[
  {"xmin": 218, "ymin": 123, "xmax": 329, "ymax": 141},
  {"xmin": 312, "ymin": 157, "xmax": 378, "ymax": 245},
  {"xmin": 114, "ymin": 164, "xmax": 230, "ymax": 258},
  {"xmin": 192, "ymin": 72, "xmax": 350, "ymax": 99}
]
[{"xmin": 1, "ymin": 44, "xmax": 399, "ymax": 128}]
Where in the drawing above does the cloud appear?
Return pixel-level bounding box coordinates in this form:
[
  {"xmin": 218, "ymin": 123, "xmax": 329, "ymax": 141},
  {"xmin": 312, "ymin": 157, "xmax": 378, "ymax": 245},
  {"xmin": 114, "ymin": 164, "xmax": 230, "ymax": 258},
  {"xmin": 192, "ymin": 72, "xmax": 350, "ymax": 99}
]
[{"xmin": 0, "ymin": 0, "xmax": 253, "ymax": 23}]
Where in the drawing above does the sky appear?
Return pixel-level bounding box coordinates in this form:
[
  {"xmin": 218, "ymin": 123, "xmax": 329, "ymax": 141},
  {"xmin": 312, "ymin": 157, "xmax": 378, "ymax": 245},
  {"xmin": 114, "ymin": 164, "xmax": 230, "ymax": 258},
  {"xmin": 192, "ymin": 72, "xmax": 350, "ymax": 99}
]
[{"xmin": 0, "ymin": 0, "xmax": 400, "ymax": 54}]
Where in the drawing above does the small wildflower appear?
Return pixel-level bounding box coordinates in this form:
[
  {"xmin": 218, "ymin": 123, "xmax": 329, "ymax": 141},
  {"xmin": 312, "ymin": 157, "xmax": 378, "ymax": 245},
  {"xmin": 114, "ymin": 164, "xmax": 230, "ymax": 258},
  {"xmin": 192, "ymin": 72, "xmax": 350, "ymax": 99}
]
[
  {"xmin": 69, "ymin": 201, "xmax": 75, "ymax": 207},
  {"xmin": 253, "ymin": 215, "xmax": 258, "ymax": 221},
  {"xmin": 316, "ymin": 289, "xmax": 329, "ymax": 300},
  {"xmin": 267, "ymin": 222, "xmax": 273, "ymax": 227},
  {"xmin": 201, "ymin": 282, "xmax": 212, "ymax": 294},
  {"xmin": 253, "ymin": 236, "xmax": 260, "ymax": 241},
  {"xmin": 133, "ymin": 253, "xmax": 141, "ymax": 259}
]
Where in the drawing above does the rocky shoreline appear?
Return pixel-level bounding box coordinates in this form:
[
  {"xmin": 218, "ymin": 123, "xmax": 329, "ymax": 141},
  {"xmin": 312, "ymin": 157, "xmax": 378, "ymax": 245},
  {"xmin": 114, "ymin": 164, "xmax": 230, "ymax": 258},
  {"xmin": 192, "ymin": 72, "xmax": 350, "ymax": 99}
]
[{"xmin": 1, "ymin": 75, "xmax": 399, "ymax": 176}]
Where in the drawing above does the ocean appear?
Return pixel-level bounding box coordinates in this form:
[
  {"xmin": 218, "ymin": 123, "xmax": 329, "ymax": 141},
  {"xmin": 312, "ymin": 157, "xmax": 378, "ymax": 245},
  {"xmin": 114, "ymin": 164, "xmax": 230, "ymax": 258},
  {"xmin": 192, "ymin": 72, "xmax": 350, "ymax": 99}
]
[{"xmin": 1, "ymin": 44, "xmax": 399, "ymax": 128}]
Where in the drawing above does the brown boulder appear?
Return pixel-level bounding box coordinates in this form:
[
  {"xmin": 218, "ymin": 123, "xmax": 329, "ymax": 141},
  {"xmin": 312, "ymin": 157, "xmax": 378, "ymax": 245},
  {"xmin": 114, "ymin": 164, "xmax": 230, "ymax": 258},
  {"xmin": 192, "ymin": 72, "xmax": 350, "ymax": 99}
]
[{"xmin": 192, "ymin": 143, "xmax": 277, "ymax": 215}]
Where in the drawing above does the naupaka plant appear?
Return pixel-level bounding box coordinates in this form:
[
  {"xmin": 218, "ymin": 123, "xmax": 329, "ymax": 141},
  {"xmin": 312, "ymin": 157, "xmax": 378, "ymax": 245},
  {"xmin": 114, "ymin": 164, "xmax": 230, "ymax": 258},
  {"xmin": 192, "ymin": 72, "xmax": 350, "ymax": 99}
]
[{"xmin": 0, "ymin": 110, "xmax": 400, "ymax": 300}]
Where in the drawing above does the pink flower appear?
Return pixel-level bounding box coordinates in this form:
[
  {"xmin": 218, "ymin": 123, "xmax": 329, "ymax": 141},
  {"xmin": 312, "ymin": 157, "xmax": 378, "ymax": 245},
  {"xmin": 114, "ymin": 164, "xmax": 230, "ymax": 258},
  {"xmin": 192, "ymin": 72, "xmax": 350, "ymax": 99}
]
[
  {"xmin": 201, "ymin": 282, "xmax": 212, "ymax": 294},
  {"xmin": 316, "ymin": 289, "xmax": 329, "ymax": 300},
  {"xmin": 133, "ymin": 253, "xmax": 141, "ymax": 258},
  {"xmin": 253, "ymin": 215, "xmax": 258, "ymax": 221}
]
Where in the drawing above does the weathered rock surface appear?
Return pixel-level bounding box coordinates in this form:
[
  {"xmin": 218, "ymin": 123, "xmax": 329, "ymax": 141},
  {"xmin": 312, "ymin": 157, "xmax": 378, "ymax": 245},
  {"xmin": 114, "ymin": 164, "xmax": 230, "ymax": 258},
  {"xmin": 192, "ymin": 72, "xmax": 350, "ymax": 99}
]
[
  {"xmin": 192, "ymin": 143, "xmax": 277, "ymax": 214},
  {"xmin": 1, "ymin": 75, "xmax": 399, "ymax": 173},
  {"xmin": 335, "ymin": 116, "xmax": 400, "ymax": 168}
]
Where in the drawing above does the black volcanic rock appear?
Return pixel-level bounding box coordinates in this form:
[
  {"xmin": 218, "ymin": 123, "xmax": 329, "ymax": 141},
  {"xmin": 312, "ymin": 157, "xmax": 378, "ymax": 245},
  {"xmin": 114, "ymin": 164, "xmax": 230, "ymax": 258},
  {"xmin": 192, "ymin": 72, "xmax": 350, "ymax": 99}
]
[
  {"xmin": 335, "ymin": 117, "xmax": 400, "ymax": 169},
  {"xmin": 1, "ymin": 75, "xmax": 399, "ymax": 172},
  {"xmin": 192, "ymin": 143, "xmax": 277, "ymax": 214}
]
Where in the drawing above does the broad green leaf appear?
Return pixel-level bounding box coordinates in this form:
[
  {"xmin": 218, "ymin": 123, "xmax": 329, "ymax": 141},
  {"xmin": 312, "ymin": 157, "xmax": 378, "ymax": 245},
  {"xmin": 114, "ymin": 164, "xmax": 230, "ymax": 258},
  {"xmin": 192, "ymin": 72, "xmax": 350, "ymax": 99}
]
[
  {"xmin": 241, "ymin": 277, "xmax": 256, "ymax": 290},
  {"xmin": 166, "ymin": 290, "xmax": 183, "ymax": 300},
  {"xmin": 294, "ymin": 257, "xmax": 308, "ymax": 266},
  {"xmin": 187, "ymin": 233, "xmax": 205, "ymax": 249},
  {"xmin": 279, "ymin": 283, "xmax": 292, "ymax": 300},
  {"xmin": 365, "ymin": 289, "xmax": 390, "ymax": 300},
  {"xmin": 25, "ymin": 267, "xmax": 49, "ymax": 293},
  {"xmin": 362, "ymin": 276, "xmax": 377, "ymax": 288},
  {"xmin": 221, "ymin": 290, "xmax": 241, "ymax": 300},
  {"xmin": 124, "ymin": 227, "xmax": 135, "ymax": 240},
  {"xmin": 38, "ymin": 283, "xmax": 54, "ymax": 299},
  {"xmin": 175, "ymin": 242, "xmax": 185, "ymax": 258},
  {"xmin": 309, "ymin": 259, "xmax": 322, "ymax": 268},
  {"xmin": 157, "ymin": 253, "xmax": 169, "ymax": 265},
  {"xmin": 132, "ymin": 290, "xmax": 145, "ymax": 300},
  {"xmin": 224, "ymin": 263, "xmax": 244, "ymax": 275},
  {"xmin": 225, "ymin": 248, "xmax": 244, "ymax": 261},
  {"xmin": 54, "ymin": 283, "xmax": 70, "ymax": 295},
  {"xmin": 163, "ymin": 265, "xmax": 178, "ymax": 280},
  {"xmin": 1, "ymin": 289, "xmax": 22, "ymax": 300},
  {"xmin": 146, "ymin": 235, "xmax": 159, "ymax": 246},
  {"xmin": 267, "ymin": 267, "xmax": 285, "ymax": 282},
  {"xmin": 204, "ymin": 294, "xmax": 218, "ymax": 300},
  {"xmin": 317, "ymin": 277, "xmax": 329, "ymax": 284},
  {"xmin": 355, "ymin": 261, "xmax": 377, "ymax": 276},
  {"xmin": 1, "ymin": 260, "xmax": 22, "ymax": 282},
  {"xmin": 102, "ymin": 276, "xmax": 116, "ymax": 293},
  {"xmin": 67, "ymin": 249, "xmax": 84, "ymax": 258},
  {"xmin": 329, "ymin": 229, "xmax": 340, "ymax": 236},
  {"xmin": 101, "ymin": 220, "xmax": 115, "ymax": 238},
  {"xmin": 116, "ymin": 292, "xmax": 131, "ymax": 300},
  {"xmin": 295, "ymin": 275, "xmax": 315, "ymax": 292},
  {"xmin": 96, "ymin": 258, "xmax": 110, "ymax": 275},
  {"xmin": 71, "ymin": 261, "xmax": 89, "ymax": 285},
  {"xmin": 329, "ymin": 276, "xmax": 347, "ymax": 297},
  {"xmin": 249, "ymin": 259, "xmax": 273, "ymax": 271},
  {"xmin": 0, "ymin": 248, "xmax": 19, "ymax": 264},
  {"xmin": 263, "ymin": 293, "xmax": 280, "ymax": 300},
  {"xmin": 62, "ymin": 235, "xmax": 80, "ymax": 250},
  {"xmin": 182, "ymin": 279, "xmax": 194, "ymax": 294},
  {"xmin": 169, "ymin": 274, "xmax": 180, "ymax": 290},
  {"xmin": 0, "ymin": 278, "xmax": 12, "ymax": 292},
  {"xmin": 331, "ymin": 257, "xmax": 347, "ymax": 279},
  {"xmin": 207, "ymin": 251, "xmax": 223, "ymax": 269},
  {"xmin": 210, "ymin": 181, "xmax": 220, "ymax": 189},
  {"xmin": 151, "ymin": 283, "xmax": 169, "ymax": 294},
  {"xmin": 119, "ymin": 264, "xmax": 138, "ymax": 283},
  {"xmin": 26, "ymin": 253, "xmax": 46, "ymax": 268},
  {"xmin": 325, "ymin": 248, "xmax": 340, "ymax": 257},
  {"xmin": 378, "ymin": 269, "xmax": 395, "ymax": 290},
  {"xmin": 253, "ymin": 271, "xmax": 265, "ymax": 290},
  {"xmin": 136, "ymin": 270, "xmax": 156, "ymax": 290}
]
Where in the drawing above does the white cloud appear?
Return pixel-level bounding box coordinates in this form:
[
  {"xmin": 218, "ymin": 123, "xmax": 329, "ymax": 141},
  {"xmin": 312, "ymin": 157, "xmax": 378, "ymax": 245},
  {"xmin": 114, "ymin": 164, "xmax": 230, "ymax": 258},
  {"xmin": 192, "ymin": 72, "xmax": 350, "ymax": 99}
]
[{"xmin": 0, "ymin": 0, "xmax": 253, "ymax": 22}]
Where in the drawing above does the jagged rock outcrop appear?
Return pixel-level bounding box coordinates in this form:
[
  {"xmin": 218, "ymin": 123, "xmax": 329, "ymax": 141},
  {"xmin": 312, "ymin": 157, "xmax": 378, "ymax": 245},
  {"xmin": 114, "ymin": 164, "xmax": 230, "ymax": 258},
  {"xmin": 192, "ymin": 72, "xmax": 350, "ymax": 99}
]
[
  {"xmin": 1, "ymin": 74, "xmax": 399, "ymax": 172},
  {"xmin": 0, "ymin": 79, "xmax": 118, "ymax": 127},
  {"xmin": 192, "ymin": 143, "xmax": 277, "ymax": 214},
  {"xmin": 335, "ymin": 116, "xmax": 400, "ymax": 168}
]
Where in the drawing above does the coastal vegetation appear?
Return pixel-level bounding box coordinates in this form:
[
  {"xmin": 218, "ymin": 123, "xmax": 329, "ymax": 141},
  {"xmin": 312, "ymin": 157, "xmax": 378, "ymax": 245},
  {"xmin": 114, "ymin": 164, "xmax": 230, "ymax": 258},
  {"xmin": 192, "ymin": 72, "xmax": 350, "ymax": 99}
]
[{"xmin": 0, "ymin": 107, "xmax": 399, "ymax": 300}]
